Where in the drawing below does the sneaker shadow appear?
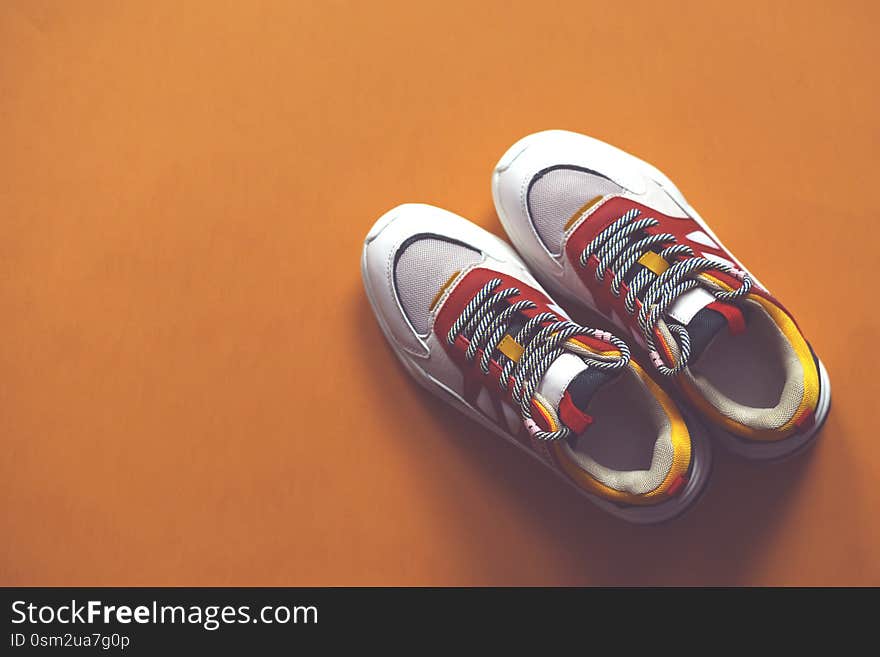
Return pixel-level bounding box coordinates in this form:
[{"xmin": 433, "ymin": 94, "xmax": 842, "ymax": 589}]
[{"xmin": 424, "ymin": 387, "xmax": 829, "ymax": 586}]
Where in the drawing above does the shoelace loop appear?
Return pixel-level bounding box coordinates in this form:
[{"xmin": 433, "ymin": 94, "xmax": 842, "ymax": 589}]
[
  {"xmin": 446, "ymin": 278, "xmax": 630, "ymax": 441},
  {"xmin": 577, "ymin": 207, "xmax": 752, "ymax": 375}
]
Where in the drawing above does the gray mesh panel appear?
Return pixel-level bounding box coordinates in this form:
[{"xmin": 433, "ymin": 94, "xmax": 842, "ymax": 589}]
[
  {"xmin": 394, "ymin": 236, "xmax": 482, "ymax": 335},
  {"xmin": 527, "ymin": 167, "xmax": 623, "ymax": 254}
]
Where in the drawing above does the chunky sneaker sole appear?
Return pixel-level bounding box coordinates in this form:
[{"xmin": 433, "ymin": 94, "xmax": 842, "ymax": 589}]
[
  {"xmin": 362, "ymin": 203, "xmax": 712, "ymax": 522},
  {"xmin": 493, "ymin": 130, "xmax": 831, "ymax": 461}
]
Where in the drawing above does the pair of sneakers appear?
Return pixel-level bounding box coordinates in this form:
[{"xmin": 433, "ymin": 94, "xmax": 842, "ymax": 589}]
[{"xmin": 361, "ymin": 130, "xmax": 831, "ymax": 523}]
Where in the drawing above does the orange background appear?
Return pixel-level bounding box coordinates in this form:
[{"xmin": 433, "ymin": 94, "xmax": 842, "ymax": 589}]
[{"xmin": 2, "ymin": 1, "xmax": 878, "ymax": 586}]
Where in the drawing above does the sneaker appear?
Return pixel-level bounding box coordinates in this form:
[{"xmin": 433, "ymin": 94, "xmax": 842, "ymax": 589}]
[
  {"xmin": 361, "ymin": 203, "xmax": 711, "ymax": 522},
  {"xmin": 492, "ymin": 130, "xmax": 831, "ymax": 460}
]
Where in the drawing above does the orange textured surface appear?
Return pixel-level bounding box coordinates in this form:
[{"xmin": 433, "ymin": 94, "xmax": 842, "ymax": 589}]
[{"xmin": 2, "ymin": 1, "xmax": 878, "ymax": 586}]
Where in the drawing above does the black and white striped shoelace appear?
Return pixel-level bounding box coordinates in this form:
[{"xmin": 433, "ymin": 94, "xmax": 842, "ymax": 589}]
[
  {"xmin": 578, "ymin": 208, "xmax": 752, "ymax": 376},
  {"xmin": 446, "ymin": 278, "xmax": 630, "ymax": 441}
]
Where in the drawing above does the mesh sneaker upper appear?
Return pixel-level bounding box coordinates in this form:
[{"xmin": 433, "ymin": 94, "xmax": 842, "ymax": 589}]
[
  {"xmin": 527, "ymin": 166, "xmax": 623, "ymax": 254},
  {"xmin": 393, "ymin": 235, "xmax": 482, "ymax": 335}
]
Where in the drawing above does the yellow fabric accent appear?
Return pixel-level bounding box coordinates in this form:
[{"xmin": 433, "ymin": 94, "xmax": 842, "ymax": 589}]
[
  {"xmin": 498, "ymin": 334, "xmax": 523, "ymax": 362},
  {"xmin": 679, "ymin": 276, "xmax": 820, "ymax": 441},
  {"xmin": 533, "ymin": 397, "xmax": 558, "ymax": 431},
  {"xmin": 548, "ymin": 361, "xmax": 692, "ymax": 505},
  {"xmin": 429, "ymin": 270, "xmax": 461, "ymax": 311},
  {"xmin": 564, "ymin": 196, "xmax": 604, "ymax": 232},
  {"xmin": 637, "ymin": 250, "xmax": 670, "ymax": 276},
  {"xmin": 566, "ymin": 337, "xmax": 619, "ymax": 357}
]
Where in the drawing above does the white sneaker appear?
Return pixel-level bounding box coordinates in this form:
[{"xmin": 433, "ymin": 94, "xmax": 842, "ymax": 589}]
[
  {"xmin": 361, "ymin": 203, "xmax": 711, "ymax": 522},
  {"xmin": 492, "ymin": 130, "xmax": 830, "ymax": 460}
]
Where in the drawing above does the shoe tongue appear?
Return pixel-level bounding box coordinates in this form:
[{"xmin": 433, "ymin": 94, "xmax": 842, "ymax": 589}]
[
  {"xmin": 480, "ymin": 290, "xmax": 619, "ymax": 436},
  {"xmin": 625, "ymin": 254, "xmax": 748, "ymax": 362},
  {"xmin": 676, "ymin": 300, "xmax": 748, "ymax": 361},
  {"xmin": 536, "ymin": 354, "xmax": 616, "ymax": 434}
]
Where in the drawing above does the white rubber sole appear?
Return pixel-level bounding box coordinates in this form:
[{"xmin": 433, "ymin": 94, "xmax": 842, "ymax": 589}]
[
  {"xmin": 361, "ymin": 243, "xmax": 712, "ymax": 524},
  {"xmin": 492, "ymin": 130, "xmax": 831, "ymax": 462}
]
